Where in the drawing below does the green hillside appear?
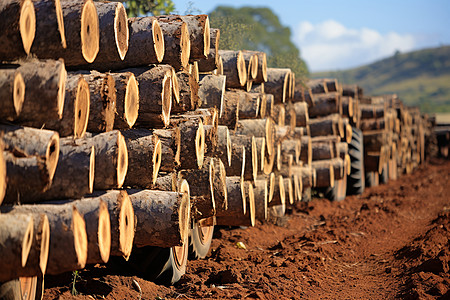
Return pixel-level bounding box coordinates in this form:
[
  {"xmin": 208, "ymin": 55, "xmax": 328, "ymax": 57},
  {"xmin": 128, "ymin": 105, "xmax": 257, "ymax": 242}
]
[{"xmin": 312, "ymin": 46, "xmax": 450, "ymax": 113}]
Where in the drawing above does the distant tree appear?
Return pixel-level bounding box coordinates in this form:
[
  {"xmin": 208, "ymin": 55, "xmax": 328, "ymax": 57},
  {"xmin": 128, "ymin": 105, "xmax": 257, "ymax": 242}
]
[
  {"xmin": 209, "ymin": 6, "xmax": 309, "ymax": 77},
  {"xmin": 120, "ymin": 0, "xmax": 175, "ymax": 17}
]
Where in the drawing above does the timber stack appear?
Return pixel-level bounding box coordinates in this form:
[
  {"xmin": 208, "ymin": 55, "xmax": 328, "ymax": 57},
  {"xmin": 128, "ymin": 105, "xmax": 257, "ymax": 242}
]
[{"xmin": 0, "ymin": 0, "xmax": 436, "ymax": 295}]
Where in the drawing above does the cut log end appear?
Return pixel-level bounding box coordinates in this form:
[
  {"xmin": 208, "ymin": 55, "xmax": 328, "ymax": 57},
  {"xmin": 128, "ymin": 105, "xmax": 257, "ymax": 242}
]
[
  {"xmin": 345, "ymin": 124, "xmax": 353, "ymax": 144},
  {"xmin": 20, "ymin": 0, "xmax": 36, "ymax": 55},
  {"xmin": 196, "ymin": 120, "xmax": 205, "ymax": 169},
  {"xmin": 203, "ymin": 16, "xmax": 210, "ymax": 57},
  {"xmin": 124, "ymin": 74, "xmax": 139, "ymax": 128},
  {"xmin": 46, "ymin": 133, "xmax": 60, "ymax": 183},
  {"xmin": 114, "ymin": 3, "xmax": 129, "ymax": 60},
  {"xmin": 89, "ymin": 146, "xmax": 95, "ymax": 193},
  {"xmin": 74, "ymin": 77, "xmax": 90, "ymax": 138},
  {"xmin": 0, "ymin": 151, "xmax": 6, "ymax": 204},
  {"xmin": 98, "ymin": 200, "xmax": 111, "ymax": 263},
  {"xmin": 249, "ymin": 54, "xmax": 258, "ymax": 80},
  {"xmin": 55, "ymin": 0, "xmax": 66, "ymax": 48},
  {"xmin": 152, "ymin": 19, "xmax": 165, "ymax": 63},
  {"xmin": 237, "ymin": 51, "xmax": 247, "ymax": 86},
  {"xmin": 118, "ymin": 191, "xmax": 134, "ymax": 260},
  {"xmin": 268, "ymin": 173, "xmax": 275, "ymax": 202},
  {"xmin": 252, "ymin": 136, "xmax": 258, "ymax": 182},
  {"xmin": 13, "ymin": 72, "xmax": 25, "ymax": 117},
  {"xmin": 80, "ymin": 0, "xmax": 100, "ymax": 63},
  {"xmin": 171, "ymin": 69, "xmax": 180, "ymax": 103},
  {"xmin": 208, "ymin": 160, "xmax": 216, "ymax": 212},
  {"xmin": 226, "ymin": 127, "xmax": 232, "ymax": 167},
  {"xmin": 180, "ymin": 22, "xmax": 191, "ymax": 68},
  {"xmin": 179, "ymin": 179, "xmax": 191, "ymax": 245},
  {"xmin": 240, "ymin": 177, "xmax": 247, "ymax": 215},
  {"xmin": 39, "ymin": 214, "xmax": 50, "ymax": 275},
  {"xmin": 261, "ymin": 53, "xmax": 268, "ymax": 82},
  {"xmin": 152, "ymin": 137, "xmax": 162, "ymax": 185},
  {"xmin": 162, "ymin": 74, "xmax": 172, "ymax": 127},
  {"xmin": 174, "ymin": 127, "xmax": 181, "ymax": 165},
  {"xmin": 57, "ymin": 63, "xmax": 67, "ymax": 118},
  {"xmin": 248, "ymin": 183, "xmax": 256, "ymax": 227},
  {"xmin": 116, "ymin": 133, "xmax": 128, "ymax": 188},
  {"xmin": 72, "ymin": 206, "xmax": 88, "ymax": 269},
  {"xmin": 21, "ymin": 216, "xmax": 34, "ymax": 267},
  {"xmin": 218, "ymin": 159, "xmax": 228, "ymax": 207}
]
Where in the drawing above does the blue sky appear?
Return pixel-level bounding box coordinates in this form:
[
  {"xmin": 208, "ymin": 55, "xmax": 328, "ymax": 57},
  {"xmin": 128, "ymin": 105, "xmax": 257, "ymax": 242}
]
[{"xmin": 170, "ymin": 0, "xmax": 450, "ymax": 71}]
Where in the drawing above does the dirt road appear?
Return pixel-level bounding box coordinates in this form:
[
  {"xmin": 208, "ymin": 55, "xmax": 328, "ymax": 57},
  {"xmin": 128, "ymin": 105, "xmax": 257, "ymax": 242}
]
[{"xmin": 44, "ymin": 158, "xmax": 450, "ymax": 299}]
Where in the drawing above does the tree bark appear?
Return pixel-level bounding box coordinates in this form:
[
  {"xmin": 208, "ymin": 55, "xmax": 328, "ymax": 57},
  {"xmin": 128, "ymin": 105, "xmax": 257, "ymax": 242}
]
[
  {"xmin": 156, "ymin": 14, "xmax": 210, "ymax": 61},
  {"xmin": 2, "ymin": 203, "xmax": 88, "ymax": 275},
  {"xmin": 176, "ymin": 118, "xmax": 205, "ymax": 170},
  {"xmin": 71, "ymin": 131, "xmax": 128, "ymax": 189},
  {"xmin": 205, "ymin": 125, "xmax": 231, "ymax": 167},
  {"xmin": 219, "ymin": 50, "xmax": 247, "ymax": 88},
  {"xmin": 360, "ymin": 118, "xmax": 386, "ymax": 131},
  {"xmin": 309, "ymin": 114, "xmax": 343, "ymax": 138},
  {"xmin": 363, "ymin": 130, "xmax": 388, "ymax": 152},
  {"xmin": 158, "ymin": 20, "xmax": 190, "ymax": 70},
  {"xmin": 77, "ymin": 70, "xmax": 116, "ymax": 133},
  {"xmin": 308, "ymin": 92, "xmax": 340, "ymax": 118},
  {"xmin": 127, "ymin": 189, "xmax": 190, "ymax": 248},
  {"xmin": 265, "ymin": 68, "xmax": 290, "ymax": 104},
  {"xmin": 13, "ymin": 59, "xmax": 67, "ymax": 124},
  {"xmin": 284, "ymin": 177, "xmax": 294, "ymax": 205},
  {"xmin": 236, "ymin": 118, "xmax": 275, "ymax": 156},
  {"xmin": 84, "ymin": 190, "xmax": 134, "ymax": 260},
  {"xmin": 0, "ymin": 124, "xmax": 60, "ymax": 182},
  {"xmin": 121, "ymin": 129, "xmax": 161, "ymax": 188},
  {"xmin": 311, "ymin": 140, "xmax": 335, "ymax": 160},
  {"xmin": 216, "ymin": 178, "xmax": 255, "ymax": 227},
  {"xmin": 360, "ymin": 104, "xmax": 385, "ymax": 119},
  {"xmin": 311, "ymin": 160, "xmax": 334, "ymax": 188},
  {"xmin": 211, "ymin": 157, "xmax": 228, "ymax": 214},
  {"xmin": 281, "ymin": 139, "xmax": 301, "ymax": 165},
  {"xmin": 300, "ymin": 135, "xmax": 312, "ymax": 165},
  {"xmin": 0, "ymin": 69, "xmax": 25, "ymax": 121},
  {"xmin": 235, "ymin": 90, "xmax": 260, "ymax": 119},
  {"xmin": 126, "ymin": 65, "xmax": 173, "ymax": 128},
  {"xmin": 220, "ymin": 89, "xmax": 240, "ymax": 128},
  {"xmin": 231, "ymin": 135, "xmax": 257, "ymax": 182},
  {"xmin": 242, "ymin": 50, "xmax": 267, "ymax": 84},
  {"xmin": 242, "ymin": 52, "xmax": 258, "ymax": 81},
  {"xmin": 110, "ymin": 71, "xmax": 139, "ymax": 129},
  {"xmin": 268, "ymin": 175, "xmax": 285, "ymax": 209},
  {"xmin": 307, "ymin": 79, "xmax": 327, "ymax": 94},
  {"xmin": 225, "ymin": 143, "xmax": 245, "ymax": 177},
  {"xmin": 253, "ymin": 178, "xmax": 268, "ymax": 221},
  {"xmin": 199, "ymin": 74, "xmax": 226, "ymax": 117},
  {"xmin": 38, "ymin": 73, "xmax": 90, "ymax": 138},
  {"xmin": 329, "ymin": 157, "xmax": 345, "ymax": 180},
  {"xmin": 172, "ymin": 69, "xmax": 199, "ymax": 113},
  {"xmin": 341, "ymin": 96, "xmax": 354, "ymax": 118},
  {"xmin": 153, "ymin": 128, "xmax": 180, "ymax": 172},
  {"xmin": 0, "ymin": 0, "xmax": 35, "ymax": 58},
  {"xmin": 197, "ymin": 28, "xmax": 219, "ymax": 72}
]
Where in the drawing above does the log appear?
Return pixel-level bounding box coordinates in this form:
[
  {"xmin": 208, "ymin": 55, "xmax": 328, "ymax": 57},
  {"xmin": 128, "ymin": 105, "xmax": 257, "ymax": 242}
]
[
  {"xmin": 126, "ymin": 65, "xmax": 173, "ymax": 128},
  {"xmin": 293, "ymin": 173, "xmax": 302, "ymax": 202},
  {"xmin": 231, "ymin": 135, "xmax": 257, "ymax": 181},
  {"xmin": 360, "ymin": 118, "xmax": 386, "ymax": 131},
  {"xmin": 158, "ymin": 20, "xmax": 190, "ymax": 70},
  {"xmin": 121, "ymin": 129, "xmax": 161, "ymax": 188},
  {"xmin": 281, "ymin": 139, "xmax": 301, "ymax": 165},
  {"xmin": 225, "ymin": 144, "xmax": 245, "ymax": 177},
  {"xmin": 84, "ymin": 190, "xmax": 134, "ymax": 260},
  {"xmin": 265, "ymin": 68, "xmax": 290, "ymax": 104},
  {"xmin": 242, "ymin": 50, "xmax": 267, "ymax": 84},
  {"xmin": 300, "ymin": 135, "xmax": 312, "ymax": 165},
  {"xmin": 0, "ymin": 145, "xmax": 5, "ymax": 204},
  {"xmin": 284, "ymin": 177, "xmax": 294, "ymax": 205},
  {"xmin": 289, "ymin": 72, "xmax": 295, "ymax": 100},
  {"xmin": 329, "ymin": 157, "xmax": 345, "ymax": 180},
  {"xmin": 220, "ymin": 89, "xmax": 240, "ymax": 128},
  {"xmin": 363, "ymin": 130, "xmax": 388, "ymax": 152},
  {"xmin": 253, "ymin": 179, "xmax": 268, "ymax": 221},
  {"xmin": 251, "ymin": 82, "xmax": 264, "ymax": 94},
  {"xmin": 211, "ymin": 158, "xmax": 228, "ymax": 214},
  {"xmin": 216, "ymin": 178, "xmax": 255, "ymax": 227},
  {"xmin": 215, "ymin": 54, "xmax": 224, "ymax": 75},
  {"xmin": 83, "ymin": 2, "xmax": 129, "ymax": 67},
  {"xmin": 77, "ymin": 71, "xmax": 116, "ymax": 133},
  {"xmin": 173, "ymin": 70, "xmax": 199, "ymax": 113},
  {"xmin": 307, "ymin": 79, "xmax": 327, "ymax": 94},
  {"xmin": 2, "ymin": 203, "xmax": 88, "ymax": 275},
  {"xmin": 242, "ymin": 51, "xmax": 258, "ymax": 81},
  {"xmin": 309, "ymin": 114, "xmax": 343, "ymax": 138},
  {"xmin": 72, "ymin": 131, "xmax": 128, "ymax": 189},
  {"xmin": 204, "ymin": 125, "xmax": 217, "ymax": 156},
  {"xmin": 308, "ymin": 92, "xmax": 340, "ymax": 118},
  {"xmin": 110, "ymin": 72, "xmax": 139, "ymax": 129},
  {"xmin": 274, "ymin": 125, "xmax": 291, "ymax": 145},
  {"xmin": 205, "ymin": 125, "xmax": 231, "ymax": 167},
  {"xmin": 258, "ymin": 93, "xmax": 267, "ymax": 118},
  {"xmin": 13, "ymin": 59, "xmax": 67, "ymax": 124},
  {"xmin": 337, "ymin": 142, "xmax": 348, "ymax": 160},
  {"xmin": 90, "ymin": 16, "xmax": 163, "ymax": 70},
  {"xmin": 0, "ymin": 0, "xmax": 35, "ymax": 58},
  {"xmin": 341, "ymin": 96, "xmax": 353, "ymax": 118},
  {"xmin": 183, "ymin": 107, "xmax": 218, "ymax": 127},
  {"xmin": 324, "ymin": 78, "xmax": 339, "ymax": 92},
  {"xmin": 297, "ymin": 166, "xmax": 316, "ymax": 189},
  {"xmin": 234, "ymin": 90, "xmax": 260, "ymax": 119},
  {"xmin": 311, "ymin": 160, "xmax": 334, "ymax": 188},
  {"xmin": 342, "ymin": 84, "xmax": 362, "ymax": 99},
  {"xmin": 30, "ymin": 140, "xmax": 95, "ymax": 202},
  {"xmin": 360, "ymin": 104, "xmax": 385, "ymax": 119},
  {"xmin": 285, "ymin": 105, "xmax": 297, "ymax": 131},
  {"xmin": 39, "ymin": 0, "xmax": 99, "ymax": 65},
  {"xmin": 0, "ymin": 213, "xmax": 34, "ymax": 282},
  {"xmin": 311, "ymin": 140, "xmax": 335, "ymax": 160},
  {"xmin": 262, "ymin": 139, "xmax": 276, "ymax": 175},
  {"xmin": 269, "ymin": 175, "xmax": 285, "ymax": 210},
  {"xmin": 153, "ymin": 128, "xmax": 181, "ymax": 172},
  {"xmin": 128, "ymin": 189, "xmax": 190, "ymax": 248},
  {"xmin": 236, "ymin": 118, "xmax": 275, "ymax": 156},
  {"xmin": 197, "ymin": 28, "xmax": 220, "ymax": 72},
  {"xmin": 219, "ymin": 50, "xmax": 247, "ymax": 88},
  {"xmin": 199, "ymin": 74, "xmax": 225, "ymax": 117},
  {"xmin": 265, "ymin": 93, "xmax": 274, "ymax": 117},
  {"xmin": 272, "ymin": 103, "xmax": 285, "ymax": 126},
  {"xmin": 156, "ymin": 14, "xmax": 210, "ymax": 61},
  {"xmin": 151, "ymin": 172, "xmax": 177, "ymax": 192},
  {"xmin": 0, "ymin": 69, "xmax": 25, "ymax": 121},
  {"xmin": 0, "ymin": 124, "xmax": 60, "ymax": 181},
  {"xmin": 38, "ymin": 74, "xmax": 90, "ymax": 138},
  {"xmin": 177, "ymin": 118, "xmax": 205, "ymax": 169}
]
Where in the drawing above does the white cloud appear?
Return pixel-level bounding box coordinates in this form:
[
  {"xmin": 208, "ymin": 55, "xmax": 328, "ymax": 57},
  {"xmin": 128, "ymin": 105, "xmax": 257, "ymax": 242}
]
[{"xmin": 294, "ymin": 20, "xmax": 417, "ymax": 72}]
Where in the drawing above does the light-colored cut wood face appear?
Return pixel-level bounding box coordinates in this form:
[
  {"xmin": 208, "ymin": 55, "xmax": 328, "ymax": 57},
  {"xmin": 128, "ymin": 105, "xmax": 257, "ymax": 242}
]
[{"xmin": 81, "ymin": 0, "xmax": 99, "ymax": 63}]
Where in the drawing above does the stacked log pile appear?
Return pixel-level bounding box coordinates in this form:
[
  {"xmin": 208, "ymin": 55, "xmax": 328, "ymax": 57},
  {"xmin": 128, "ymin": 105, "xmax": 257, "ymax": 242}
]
[{"xmin": 0, "ymin": 1, "xmax": 435, "ymax": 292}]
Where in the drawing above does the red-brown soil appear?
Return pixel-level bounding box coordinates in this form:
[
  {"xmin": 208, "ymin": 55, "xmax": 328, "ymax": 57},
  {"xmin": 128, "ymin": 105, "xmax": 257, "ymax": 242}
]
[{"xmin": 44, "ymin": 159, "xmax": 450, "ymax": 300}]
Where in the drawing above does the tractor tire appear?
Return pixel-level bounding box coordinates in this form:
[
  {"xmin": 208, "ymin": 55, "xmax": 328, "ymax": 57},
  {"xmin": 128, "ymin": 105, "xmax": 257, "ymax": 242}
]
[{"xmin": 346, "ymin": 128, "xmax": 365, "ymax": 195}]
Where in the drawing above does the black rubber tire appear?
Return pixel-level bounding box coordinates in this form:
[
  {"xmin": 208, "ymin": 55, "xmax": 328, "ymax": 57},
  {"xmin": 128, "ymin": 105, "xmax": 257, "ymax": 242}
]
[
  {"xmin": 188, "ymin": 221, "xmax": 214, "ymax": 260},
  {"xmin": 320, "ymin": 172, "xmax": 347, "ymax": 201},
  {"xmin": 346, "ymin": 128, "xmax": 365, "ymax": 195},
  {"xmin": 379, "ymin": 163, "xmax": 389, "ymax": 184},
  {"xmin": 113, "ymin": 242, "xmax": 188, "ymax": 285},
  {"xmin": 0, "ymin": 277, "xmax": 37, "ymax": 300}
]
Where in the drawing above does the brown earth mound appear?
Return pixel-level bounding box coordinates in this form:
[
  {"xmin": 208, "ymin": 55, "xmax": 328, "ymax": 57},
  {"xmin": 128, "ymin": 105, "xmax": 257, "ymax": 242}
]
[{"xmin": 44, "ymin": 159, "xmax": 450, "ymax": 299}]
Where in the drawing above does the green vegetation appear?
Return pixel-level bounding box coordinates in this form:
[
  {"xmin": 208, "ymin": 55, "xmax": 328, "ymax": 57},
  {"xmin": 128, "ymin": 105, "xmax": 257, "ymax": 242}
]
[
  {"xmin": 119, "ymin": 0, "xmax": 175, "ymax": 17},
  {"xmin": 209, "ymin": 6, "xmax": 309, "ymax": 78},
  {"xmin": 312, "ymin": 46, "xmax": 450, "ymax": 113}
]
